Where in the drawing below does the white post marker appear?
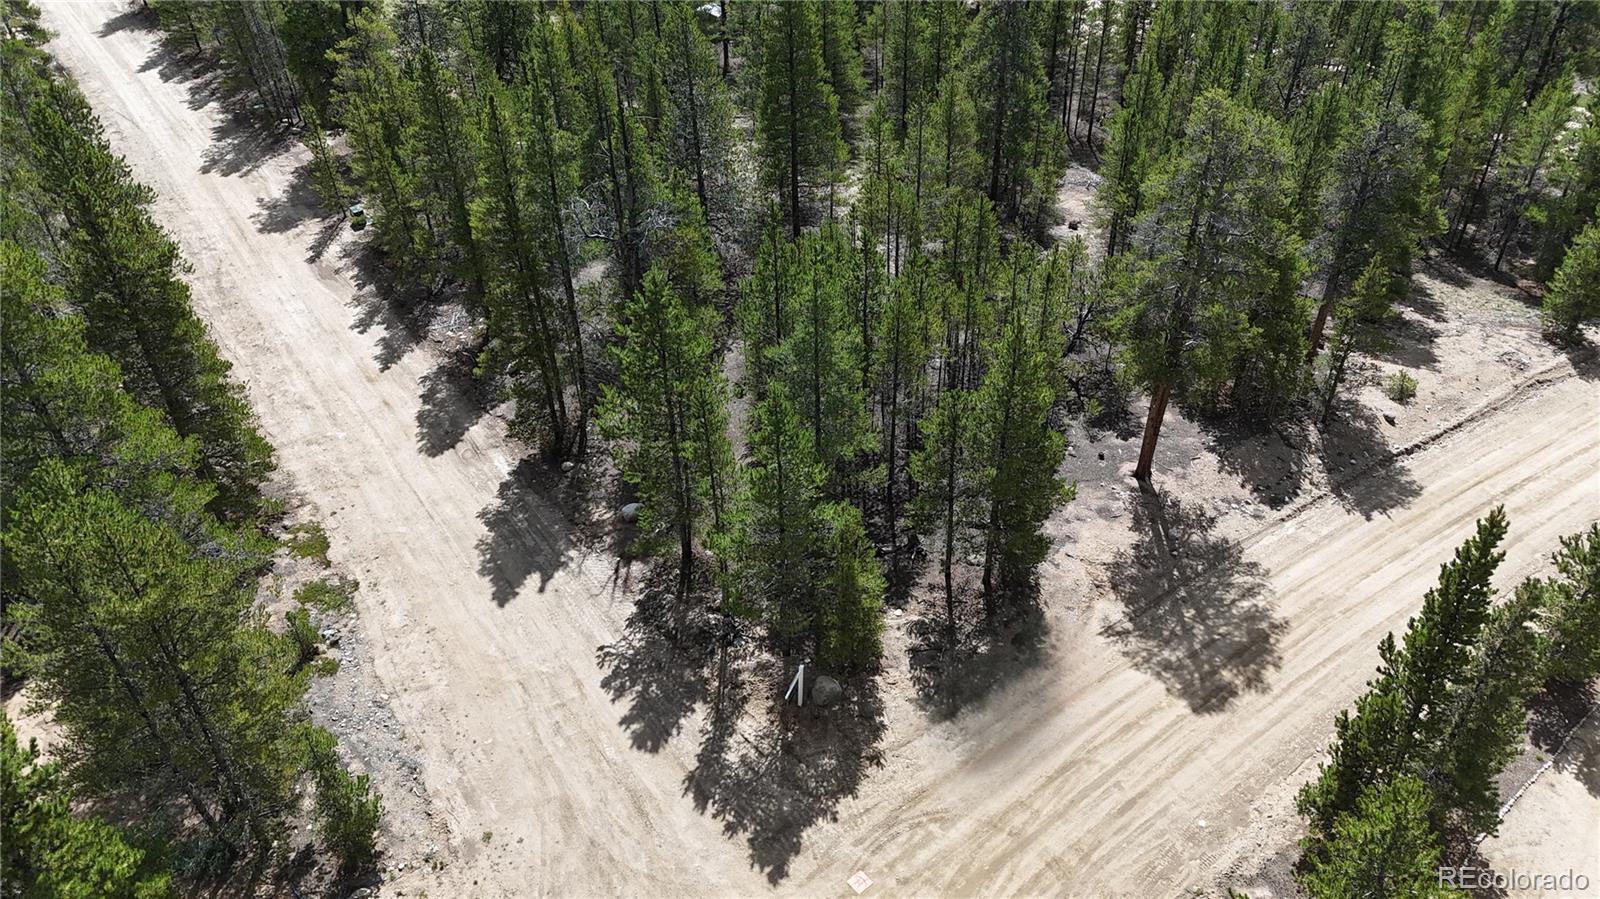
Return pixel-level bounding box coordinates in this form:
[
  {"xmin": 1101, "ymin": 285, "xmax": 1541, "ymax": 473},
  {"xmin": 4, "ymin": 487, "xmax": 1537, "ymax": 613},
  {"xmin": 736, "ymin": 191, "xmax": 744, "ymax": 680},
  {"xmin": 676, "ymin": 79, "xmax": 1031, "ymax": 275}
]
[
  {"xmin": 784, "ymin": 663, "xmax": 806, "ymax": 707},
  {"xmin": 847, "ymin": 870, "xmax": 873, "ymax": 894}
]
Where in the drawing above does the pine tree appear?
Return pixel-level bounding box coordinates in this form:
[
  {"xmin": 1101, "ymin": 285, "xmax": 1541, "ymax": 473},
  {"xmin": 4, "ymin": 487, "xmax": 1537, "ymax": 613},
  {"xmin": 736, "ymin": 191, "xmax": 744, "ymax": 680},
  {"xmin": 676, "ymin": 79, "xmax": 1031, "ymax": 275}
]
[
  {"xmin": 973, "ymin": 257, "xmax": 1072, "ymax": 608},
  {"xmin": 1299, "ymin": 776, "xmax": 1463, "ymax": 899},
  {"xmin": 1, "ymin": 715, "xmax": 175, "ymax": 899},
  {"xmin": 1529, "ymin": 106, "xmax": 1600, "ymax": 279},
  {"xmin": 278, "ymin": 0, "xmax": 351, "ymax": 114},
  {"xmin": 908, "ymin": 388, "xmax": 985, "ymax": 641},
  {"xmin": 752, "ymin": 0, "xmax": 845, "ymax": 237},
  {"xmin": 1532, "ymin": 524, "xmax": 1600, "ymax": 684},
  {"xmin": 775, "ymin": 225, "xmax": 875, "ymax": 488},
  {"xmin": 5, "ymin": 463, "xmax": 308, "ymax": 857},
  {"xmin": 411, "ymin": 47, "xmax": 487, "ymax": 309},
  {"xmin": 333, "ymin": 9, "xmax": 435, "ymax": 285},
  {"xmin": 207, "ymin": 1, "xmax": 304, "ymax": 126},
  {"xmin": 877, "ymin": 259, "xmax": 934, "ymax": 585},
  {"xmin": 1121, "ymin": 90, "xmax": 1300, "ymax": 486},
  {"xmin": 659, "ymin": 0, "xmax": 742, "ymax": 233},
  {"xmin": 816, "ymin": 502, "xmax": 885, "ymax": 672},
  {"xmin": 1487, "ymin": 77, "xmax": 1577, "ymax": 271},
  {"xmin": 1307, "ymin": 104, "xmax": 1441, "ymax": 356},
  {"xmin": 1541, "ymin": 220, "xmax": 1600, "ymax": 339},
  {"xmin": 522, "ymin": 9, "xmax": 593, "ymax": 453},
  {"xmin": 0, "ymin": 242, "xmax": 230, "ymax": 548},
  {"xmin": 1298, "ymin": 508, "xmax": 1509, "ymax": 850},
  {"xmin": 300, "ymin": 103, "xmax": 346, "ymax": 212},
  {"xmin": 472, "ymin": 81, "xmax": 571, "ymax": 454},
  {"xmin": 600, "ymin": 269, "xmax": 723, "ymax": 596},
  {"xmin": 25, "ymin": 87, "xmax": 274, "ymax": 516},
  {"xmin": 1426, "ymin": 582, "xmax": 1543, "ymax": 837},
  {"xmin": 818, "ymin": 0, "xmax": 866, "ymax": 117},
  {"xmin": 1319, "ymin": 252, "xmax": 1406, "ymax": 422},
  {"xmin": 965, "ymin": 0, "xmax": 1059, "ymax": 222},
  {"xmin": 736, "ymin": 215, "xmax": 800, "ymax": 386},
  {"xmin": 733, "ymin": 384, "xmax": 827, "ymax": 645}
]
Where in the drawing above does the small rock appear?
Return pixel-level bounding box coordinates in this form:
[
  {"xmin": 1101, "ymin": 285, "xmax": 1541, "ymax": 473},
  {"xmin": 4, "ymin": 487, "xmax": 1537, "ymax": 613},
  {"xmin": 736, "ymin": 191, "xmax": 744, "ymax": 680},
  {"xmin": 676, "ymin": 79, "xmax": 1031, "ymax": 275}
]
[
  {"xmin": 1068, "ymin": 220, "xmax": 1081, "ymax": 231},
  {"xmin": 1097, "ymin": 451, "xmax": 1105, "ymax": 461},
  {"xmin": 619, "ymin": 502, "xmax": 643, "ymax": 523},
  {"xmin": 1382, "ymin": 413, "xmax": 1397, "ymax": 426},
  {"xmin": 810, "ymin": 675, "xmax": 843, "ymax": 707},
  {"xmin": 561, "ymin": 460, "xmax": 576, "ymax": 473}
]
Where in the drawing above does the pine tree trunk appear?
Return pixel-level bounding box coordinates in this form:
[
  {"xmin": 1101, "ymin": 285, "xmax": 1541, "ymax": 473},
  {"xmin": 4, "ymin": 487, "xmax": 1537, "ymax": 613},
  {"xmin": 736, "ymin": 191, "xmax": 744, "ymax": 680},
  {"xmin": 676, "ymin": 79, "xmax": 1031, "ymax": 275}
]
[{"xmin": 1133, "ymin": 382, "xmax": 1170, "ymax": 487}]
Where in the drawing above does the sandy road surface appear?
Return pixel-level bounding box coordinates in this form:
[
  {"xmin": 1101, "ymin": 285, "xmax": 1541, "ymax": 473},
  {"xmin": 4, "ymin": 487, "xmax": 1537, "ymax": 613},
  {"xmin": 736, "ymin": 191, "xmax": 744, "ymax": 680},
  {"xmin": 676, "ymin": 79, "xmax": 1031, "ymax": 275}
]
[{"xmin": 44, "ymin": 3, "xmax": 1600, "ymax": 897}]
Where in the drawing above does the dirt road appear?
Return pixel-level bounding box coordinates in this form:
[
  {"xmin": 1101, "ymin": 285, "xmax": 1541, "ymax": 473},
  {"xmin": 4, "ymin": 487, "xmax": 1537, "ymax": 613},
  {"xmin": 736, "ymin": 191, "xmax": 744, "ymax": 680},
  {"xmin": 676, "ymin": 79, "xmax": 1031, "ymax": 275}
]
[{"xmin": 44, "ymin": 4, "xmax": 1600, "ymax": 897}]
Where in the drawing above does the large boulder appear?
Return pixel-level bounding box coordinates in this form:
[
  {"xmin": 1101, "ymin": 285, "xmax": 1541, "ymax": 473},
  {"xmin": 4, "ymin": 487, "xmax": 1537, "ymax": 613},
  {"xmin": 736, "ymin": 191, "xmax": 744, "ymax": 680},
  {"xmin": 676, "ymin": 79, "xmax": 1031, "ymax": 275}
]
[
  {"xmin": 810, "ymin": 675, "xmax": 843, "ymax": 707},
  {"xmin": 619, "ymin": 502, "xmax": 643, "ymax": 523}
]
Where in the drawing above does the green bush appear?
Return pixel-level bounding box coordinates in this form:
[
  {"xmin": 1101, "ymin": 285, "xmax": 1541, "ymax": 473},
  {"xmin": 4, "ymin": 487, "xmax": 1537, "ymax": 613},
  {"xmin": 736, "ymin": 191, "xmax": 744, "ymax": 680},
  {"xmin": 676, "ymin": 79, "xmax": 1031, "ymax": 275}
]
[
  {"xmin": 285, "ymin": 607, "xmax": 319, "ymax": 670},
  {"xmin": 1384, "ymin": 370, "xmax": 1418, "ymax": 403},
  {"xmin": 304, "ymin": 728, "xmax": 382, "ymax": 870},
  {"xmin": 294, "ymin": 576, "xmax": 356, "ymax": 612},
  {"xmin": 285, "ymin": 522, "xmax": 331, "ymax": 566}
]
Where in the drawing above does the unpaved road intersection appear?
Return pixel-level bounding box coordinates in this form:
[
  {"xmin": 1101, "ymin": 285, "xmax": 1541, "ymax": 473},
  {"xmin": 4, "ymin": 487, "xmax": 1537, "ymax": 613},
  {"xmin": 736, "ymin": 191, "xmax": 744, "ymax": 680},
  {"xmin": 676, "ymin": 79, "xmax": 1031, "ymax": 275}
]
[{"xmin": 44, "ymin": 3, "xmax": 1600, "ymax": 896}]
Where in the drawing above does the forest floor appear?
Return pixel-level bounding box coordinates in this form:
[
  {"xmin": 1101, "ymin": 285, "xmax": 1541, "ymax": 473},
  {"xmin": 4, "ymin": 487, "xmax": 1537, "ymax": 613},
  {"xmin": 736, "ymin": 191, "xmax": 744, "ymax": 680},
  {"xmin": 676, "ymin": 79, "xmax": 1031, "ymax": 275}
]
[{"xmin": 40, "ymin": 3, "xmax": 1600, "ymax": 898}]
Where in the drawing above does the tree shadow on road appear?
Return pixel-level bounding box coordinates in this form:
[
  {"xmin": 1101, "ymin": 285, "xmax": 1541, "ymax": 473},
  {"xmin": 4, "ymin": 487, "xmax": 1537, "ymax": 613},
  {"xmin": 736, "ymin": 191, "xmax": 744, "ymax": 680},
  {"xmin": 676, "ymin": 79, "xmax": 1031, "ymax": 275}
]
[
  {"xmin": 201, "ymin": 115, "xmax": 290, "ymax": 178},
  {"xmin": 340, "ymin": 241, "xmax": 442, "ymax": 371},
  {"xmin": 906, "ymin": 575, "xmax": 1049, "ymax": 721},
  {"xmin": 1207, "ymin": 417, "xmax": 1312, "ymax": 510},
  {"xmin": 595, "ymin": 564, "xmax": 720, "ymax": 753},
  {"xmin": 416, "ymin": 347, "xmax": 489, "ymax": 458},
  {"xmin": 475, "ymin": 458, "xmax": 573, "ymax": 606},
  {"xmin": 684, "ymin": 652, "xmax": 886, "ymax": 884},
  {"xmin": 1317, "ymin": 394, "xmax": 1424, "ymax": 521},
  {"xmin": 1102, "ymin": 494, "xmax": 1285, "ymax": 714},
  {"xmin": 249, "ymin": 159, "xmax": 324, "ymax": 234}
]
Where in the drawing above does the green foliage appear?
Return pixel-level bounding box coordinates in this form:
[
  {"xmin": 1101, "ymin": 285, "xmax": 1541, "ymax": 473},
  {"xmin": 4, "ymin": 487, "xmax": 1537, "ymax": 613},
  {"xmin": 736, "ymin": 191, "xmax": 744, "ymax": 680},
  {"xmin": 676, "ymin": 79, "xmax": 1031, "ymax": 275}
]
[
  {"xmin": 286, "ymin": 606, "xmax": 320, "ymax": 671},
  {"xmin": 300, "ymin": 103, "xmax": 346, "ymax": 211},
  {"xmin": 1298, "ymin": 509, "xmax": 1510, "ymax": 859},
  {"xmin": 973, "ymin": 257, "xmax": 1073, "ymax": 603},
  {"xmin": 1, "ymin": 715, "xmax": 175, "ymax": 899},
  {"xmin": 287, "ymin": 521, "xmax": 332, "ymax": 566},
  {"xmin": 1385, "ymin": 370, "xmax": 1418, "ymax": 404},
  {"xmin": 304, "ymin": 727, "xmax": 382, "ymax": 871},
  {"xmin": 1299, "ymin": 776, "xmax": 1462, "ymax": 899},
  {"xmin": 1541, "ymin": 221, "xmax": 1600, "ymax": 340},
  {"xmin": 19, "ymin": 76, "xmax": 274, "ymax": 517},
  {"xmin": 751, "ymin": 0, "xmax": 845, "ymax": 236},
  {"xmin": 816, "ymin": 503, "xmax": 885, "ymax": 672},
  {"xmin": 909, "ymin": 388, "xmax": 986, "ymax": 634},
  {"xmin": 599, "ymin": 268, "xmax": 731, "ymax": 591},
  {"xmin": 294, "ymin": 576, "xmax": 358, "ymax": 613},
  {"xmin": 1531, "ymin": 524, "xmax": 1600, "ymax": 684},
  {"xmin": 1320, "ymin": 253, "xmax": 1405, "ymax": 421},
  {"xmin": 732, "ymin": 384, "xmax": 827, "ymax": 639},
  {"xmin": 1120, "ymin": 89, "xmax": 1302, "ymax": 475},
  {"xmin": 5, "ymin": 463, "xmax": 307, "ymax": 857}
]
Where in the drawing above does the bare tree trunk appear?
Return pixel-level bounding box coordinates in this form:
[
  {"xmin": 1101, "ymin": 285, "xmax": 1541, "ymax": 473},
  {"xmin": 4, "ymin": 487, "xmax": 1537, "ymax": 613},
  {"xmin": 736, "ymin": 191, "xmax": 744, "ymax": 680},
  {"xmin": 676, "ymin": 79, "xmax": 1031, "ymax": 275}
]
[{"xmin": 1133, "ymin": 382, "xmax": 1170, "ymax": 487}]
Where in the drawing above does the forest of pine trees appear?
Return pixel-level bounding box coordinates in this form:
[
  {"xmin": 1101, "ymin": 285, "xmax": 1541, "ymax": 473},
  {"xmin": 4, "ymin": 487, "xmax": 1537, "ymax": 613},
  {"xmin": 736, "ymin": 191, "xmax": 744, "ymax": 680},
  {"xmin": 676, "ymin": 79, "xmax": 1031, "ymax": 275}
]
[
  {"xmin": 1, "ymin": 1, "xmax": 379, "ymax": 891},
  {"xmin": 4, "ymin": 0, "xmax": 1600, "ymax": 894}
]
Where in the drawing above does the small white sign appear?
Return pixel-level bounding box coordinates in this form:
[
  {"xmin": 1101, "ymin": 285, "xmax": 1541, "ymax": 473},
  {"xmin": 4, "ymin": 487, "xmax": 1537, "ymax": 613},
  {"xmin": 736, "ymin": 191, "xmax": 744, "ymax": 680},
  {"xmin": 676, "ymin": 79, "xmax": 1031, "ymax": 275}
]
[{"xmin": 847, "ymin": 870, "xmax": 872, "ymax": 894}]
